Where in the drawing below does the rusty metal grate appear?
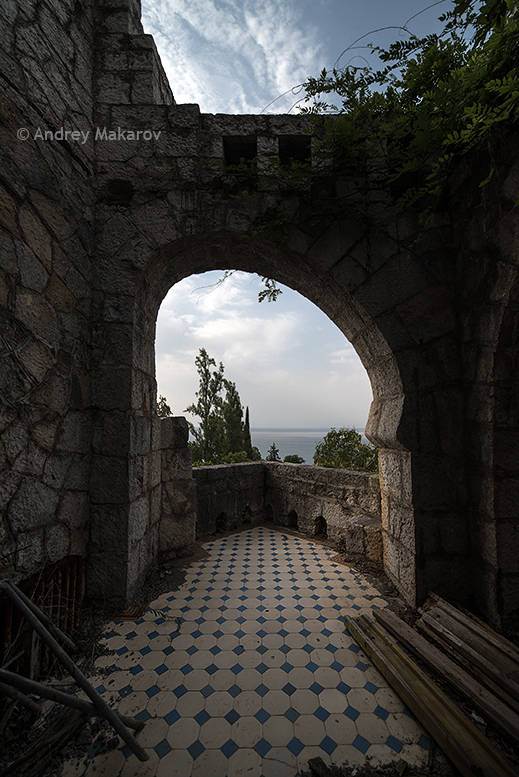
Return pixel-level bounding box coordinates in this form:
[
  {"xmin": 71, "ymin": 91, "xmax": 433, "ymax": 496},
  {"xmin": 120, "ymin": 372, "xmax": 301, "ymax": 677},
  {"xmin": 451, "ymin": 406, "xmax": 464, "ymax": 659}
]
[{"xmin": 0, "ymin": 555, "xmax": 85, "ymax": 679}]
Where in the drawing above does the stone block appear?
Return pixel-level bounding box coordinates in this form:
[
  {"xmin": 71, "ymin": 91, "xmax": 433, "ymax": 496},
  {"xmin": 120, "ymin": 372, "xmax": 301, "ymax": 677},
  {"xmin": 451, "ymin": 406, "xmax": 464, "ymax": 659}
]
[
  {"xmin": 58, "ymin": 491, "xmax": 88, "ymax": 529},
  {"xmin": 8, "ymin": 478, "xmax": 59, "ymax": 532},
  {"xmin": 90, "ymin": 455, "xmax": 128, "ymax": 503},
  {"xmin": 160, "ymin": 416, "xmax": 189, "ymax": 449},
  {"xmin": 18, "ymin": 204, "xmax": 52, "ymax": 270},
  {"xmin": 46, "ymin": 523, "xmax": 70, "ymax": 562},
  {"xmin": 55, "ymin": 411, "xmax": 90, "ymax": 455},
  {"xmin": 16, "ymin": 531, "xmax": 43, "ymax": 572},
  {"xmin": 15, "ymin": 289, "xmax": 58, "ymax": 348},
  {"xmin": 93, "ymin": 411, "xmax": 130, "ymax": 456},
  {"xmin": 129, "ymin": 495, "xmax": 149, "ymax": 543},
  {"xmin": 17, "ymin": 243, "xmax": 49, "ymax": 291},
  {"xmin": 92, "ymin": 367, "xmax": 131, "ymax": 410}
]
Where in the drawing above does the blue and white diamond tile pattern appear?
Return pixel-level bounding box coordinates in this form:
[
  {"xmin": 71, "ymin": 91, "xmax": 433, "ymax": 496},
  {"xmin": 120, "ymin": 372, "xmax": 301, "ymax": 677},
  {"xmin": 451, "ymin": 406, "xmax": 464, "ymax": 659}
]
[{"xmin": 62, "ymin": 527, "xmax": 430, "ymax": 777}]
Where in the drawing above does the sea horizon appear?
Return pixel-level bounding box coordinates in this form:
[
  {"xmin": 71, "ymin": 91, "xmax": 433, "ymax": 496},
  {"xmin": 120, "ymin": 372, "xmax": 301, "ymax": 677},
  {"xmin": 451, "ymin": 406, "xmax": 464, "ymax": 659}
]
[{"xmin": 250, "ymin": 426, "xmax": 366, "ymax": 463}]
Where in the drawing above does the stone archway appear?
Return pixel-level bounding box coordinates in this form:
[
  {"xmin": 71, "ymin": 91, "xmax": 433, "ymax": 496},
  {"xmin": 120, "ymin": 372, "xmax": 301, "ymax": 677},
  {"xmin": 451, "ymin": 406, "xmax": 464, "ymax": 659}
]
[{"xmin": 88, "ymin": 228, "xmax": 418, "ymax": 607}]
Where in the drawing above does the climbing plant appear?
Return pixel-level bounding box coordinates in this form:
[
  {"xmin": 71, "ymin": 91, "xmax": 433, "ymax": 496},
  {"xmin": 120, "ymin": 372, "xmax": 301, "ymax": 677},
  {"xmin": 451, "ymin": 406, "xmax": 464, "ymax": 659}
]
[{"xmin": 300, "ymin": 0, "xmax": 519, "ymax": 219}]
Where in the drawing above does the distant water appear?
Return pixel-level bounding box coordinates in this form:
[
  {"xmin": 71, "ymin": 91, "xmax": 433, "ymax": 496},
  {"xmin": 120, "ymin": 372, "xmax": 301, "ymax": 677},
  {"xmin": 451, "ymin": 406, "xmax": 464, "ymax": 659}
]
[{"xmin": 251, "ymin": 428, "xmax": 366, "ymax": 464}]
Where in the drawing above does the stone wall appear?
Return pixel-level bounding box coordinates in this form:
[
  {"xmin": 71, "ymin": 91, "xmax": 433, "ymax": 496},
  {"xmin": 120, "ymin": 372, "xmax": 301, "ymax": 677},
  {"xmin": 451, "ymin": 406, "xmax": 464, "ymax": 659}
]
[
  {"xmin": 192, "ymin": 462, "xmax": 382, "ymax": 563},
  {"xmin": 193, "ymin": 463, "xmax": 266, "ymax": 537},
  {"xmin": 265, "ymin": 463, "xmax": 382, "ymax": 563},
  {"xmin": 1, "ymin": 0, "xmax": 519, "ymax": 625},
  {"xmin": 1, "ymin": 0, "xmax": 95, "ymax": 582}
]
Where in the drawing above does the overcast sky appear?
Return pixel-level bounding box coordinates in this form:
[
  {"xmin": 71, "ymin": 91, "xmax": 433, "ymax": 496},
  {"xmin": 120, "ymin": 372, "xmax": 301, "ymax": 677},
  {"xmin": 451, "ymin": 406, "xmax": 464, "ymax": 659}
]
[{"xmin": 144, "ymin": 1, "xmax": 447, "ymax": 428}]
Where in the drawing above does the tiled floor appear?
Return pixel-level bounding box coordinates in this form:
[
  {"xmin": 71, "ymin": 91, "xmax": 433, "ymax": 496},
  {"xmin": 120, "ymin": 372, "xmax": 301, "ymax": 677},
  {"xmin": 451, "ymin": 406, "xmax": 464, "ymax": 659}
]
[{"xmin": 62, "ymin": 526, "xmax": 430, "ymax": 777}]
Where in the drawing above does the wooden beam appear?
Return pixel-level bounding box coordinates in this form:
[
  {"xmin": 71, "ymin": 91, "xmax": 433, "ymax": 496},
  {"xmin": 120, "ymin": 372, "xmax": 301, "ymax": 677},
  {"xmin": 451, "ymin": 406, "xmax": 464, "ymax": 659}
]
[
  {"xmin": 345, "ymin": 614, "xmax": 516, "ymax": 777},
  {"xmin": 418, "ymin": 610, "xmax": 519, "ymax": 712},
  {"xmin": 426, "ymin": 604, "xmax": 519, "ymax": 683},
  {"xmin": 429, "ymin": 593, "xmax": 519, "ymax": 668},
  {"xmin": 374, "ymin": 608, "xmax": 519, "ymax": 742}
]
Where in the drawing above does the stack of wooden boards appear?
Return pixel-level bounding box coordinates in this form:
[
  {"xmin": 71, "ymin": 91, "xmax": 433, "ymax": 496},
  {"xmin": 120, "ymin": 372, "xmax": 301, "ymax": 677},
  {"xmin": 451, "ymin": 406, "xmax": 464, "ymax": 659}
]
[{"xmin": 345, "ymin": 594, "xmax": 519, "ymax": 777}]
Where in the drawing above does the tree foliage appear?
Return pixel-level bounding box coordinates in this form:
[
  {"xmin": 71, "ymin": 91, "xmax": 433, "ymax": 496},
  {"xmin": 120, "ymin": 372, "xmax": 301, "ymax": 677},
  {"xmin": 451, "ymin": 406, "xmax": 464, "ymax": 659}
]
[
  {"xmin": 156, "ymin": 395, "xmax": 173, "ymax": 417},
  {"xmin": 301, "ymin": 0, "xmax": 519, "ymax": 219},
  {"xmin": 284, "ymin": 454, "xmax": 305, "ymax": 463},
  {"xmin": 185, "ymin": 348, "xmax": 259, "ymax": 465},
  {"xmin": 266, "ymin": 442, "xmax": 281, "ymax": 461},
  {"xmin": 313, "ymin": 428, "xmax": 378, "ymax": 472}
]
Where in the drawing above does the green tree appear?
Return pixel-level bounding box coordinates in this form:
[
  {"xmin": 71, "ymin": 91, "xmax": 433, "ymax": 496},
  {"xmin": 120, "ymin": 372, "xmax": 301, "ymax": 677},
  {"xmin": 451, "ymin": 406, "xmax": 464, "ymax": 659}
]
[
  {"xmin": 284, "ymin": 454, "xmax": 305, "ymax": 464},
  {"xmin": 300, "ymin": 0, "xmax": 519, "ymax": 220},
  {"xmin": 185, "ymin": 348, "xmax": 225, "ymax": 463},
  {"xmin": 242, "ymin": 406, "xmax": 253, "ymax": 458},
  {"xmin": 185, "ymin": 348, "xmax": 259, "ymax": 465},
  {"xmin": 314, "ymin": 428, "xmax": 378, "ymax": 472},
  {"xmin": 222, "ymin": 379, "xmax": 244, "ymax": 454},
  {"xmin": 250, "ymin": 446, "xmax": 262, "ymax": 461},
  {"xmin": 156, "ymin": 395, "xmax": 173, "ymax": 417},
  {"xmin": 266, "ymin": 443, "xmax": 281, "ymax": 462}
]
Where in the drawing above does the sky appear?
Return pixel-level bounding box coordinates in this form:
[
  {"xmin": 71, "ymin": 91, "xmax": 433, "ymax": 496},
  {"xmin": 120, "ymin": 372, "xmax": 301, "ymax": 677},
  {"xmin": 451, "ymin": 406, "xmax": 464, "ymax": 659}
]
[
  {"xmin": 155, "ymin": 272, "xmax": 372, "ymax": 428},
  {"xmin": 144, "ymin": 1, "xmax": 449, "ymax": 428}
]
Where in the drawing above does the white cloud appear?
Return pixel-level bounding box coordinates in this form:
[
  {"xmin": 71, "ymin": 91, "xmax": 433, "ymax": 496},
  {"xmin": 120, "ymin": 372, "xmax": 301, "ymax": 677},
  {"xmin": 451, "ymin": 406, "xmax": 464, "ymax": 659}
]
[
  {"xmin": 155, "ymin": 270, "xmax": 373, "ymax": 427},
  {"xmin": 142, "ymin": 0, "xmax": 325, "ymax": 113}
]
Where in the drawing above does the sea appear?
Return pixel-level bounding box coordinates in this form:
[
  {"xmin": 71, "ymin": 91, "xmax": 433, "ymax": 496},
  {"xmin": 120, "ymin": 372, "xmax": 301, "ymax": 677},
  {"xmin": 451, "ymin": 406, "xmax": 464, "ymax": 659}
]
[{"xmin": 251, "ymin": 428, "xmax": 366, "ymax": 464}]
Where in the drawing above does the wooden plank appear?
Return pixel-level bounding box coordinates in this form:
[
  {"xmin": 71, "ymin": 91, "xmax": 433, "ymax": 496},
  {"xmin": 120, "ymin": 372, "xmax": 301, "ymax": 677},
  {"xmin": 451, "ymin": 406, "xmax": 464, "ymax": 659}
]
[
  {"xmin": 427, "ymin": 604, "xmax": 519, "ymax": 683},
  {"xmin": 429, "ymin": 593, "xmax": 519, "ymax": 668},
  {"xmin": 418, "ymin": 617, "xmax": 519, "ymax": 717},
  {"xmin": 345, "ymin": 614, "xmax": 517, "ymax": 777},
  {"xmin": 374, "ymin": 608, "xmax": 519, "ymax": 742},
  {"xmin": 419, "ymin": 610, "xmax": 519, "ymax": 709}
]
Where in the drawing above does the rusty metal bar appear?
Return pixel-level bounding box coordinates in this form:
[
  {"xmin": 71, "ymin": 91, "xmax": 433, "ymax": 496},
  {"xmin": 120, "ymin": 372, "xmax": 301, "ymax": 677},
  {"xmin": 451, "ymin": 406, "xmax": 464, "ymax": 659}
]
[
  {"xmin": 0, "ymin": 680, "xmax": 41, "ymax": 714},
  {"xmin": 0, "ymin": 581, "xmax": 148, "ymax": 761},
  {"xmin": 0, "ymin": 670, "xmax": 143, "ymax": 732},
  {"xmin": 7, "ymin": 579, "xmax": 77, "ymax": 653}
]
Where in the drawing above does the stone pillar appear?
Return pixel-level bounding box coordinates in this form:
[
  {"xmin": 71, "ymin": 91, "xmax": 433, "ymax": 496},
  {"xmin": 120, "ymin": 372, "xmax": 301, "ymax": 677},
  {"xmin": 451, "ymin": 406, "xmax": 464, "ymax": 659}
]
[{"xmin": 159, "ymin": 417, "xmax": 196, "ymax": 554}]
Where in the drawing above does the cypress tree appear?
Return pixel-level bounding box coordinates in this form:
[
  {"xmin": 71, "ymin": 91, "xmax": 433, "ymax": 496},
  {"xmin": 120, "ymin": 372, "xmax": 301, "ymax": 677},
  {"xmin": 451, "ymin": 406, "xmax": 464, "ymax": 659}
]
[{"xmin": 243, "ymin": 406, "xmax": 252, "ymax": 458}]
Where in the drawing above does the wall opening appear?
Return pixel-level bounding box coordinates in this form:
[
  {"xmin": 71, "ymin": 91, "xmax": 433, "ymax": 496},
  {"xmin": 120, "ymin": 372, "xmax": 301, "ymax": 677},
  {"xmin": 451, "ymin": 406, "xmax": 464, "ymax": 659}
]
[
  {"xmin": 287, "ymin": 510, "xmax": 298, "ymax": 529},
  {"xmin": 155, "ymin": 270, "xmax": 374, "ymax": 464},
  {"xmin": 99, "ymin": 229, "xmax": 416, "ymax": 608},
  {"xmin": 215, "ymin": 512, "xmax": 228, "ymax": 533},
  {"xmin": 314, "ymin": 515, "xmax": 327, "ymax": 539},
  {"xmin": 223, "ymin": 135, "xmax": 257, "ymax": 167},
  {"xmin": 279, "ymin": 135, "xmax": 311, "ymax": 167}
]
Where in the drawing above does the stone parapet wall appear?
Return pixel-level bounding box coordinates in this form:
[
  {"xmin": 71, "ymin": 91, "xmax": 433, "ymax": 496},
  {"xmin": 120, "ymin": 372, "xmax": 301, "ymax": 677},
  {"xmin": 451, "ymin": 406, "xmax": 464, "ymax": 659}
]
[
  {"xmin": 193, "ymin": 463, "xmax": 266, "ymax": 537},
  {"xmin": 265, "ymin": 463, "xmax": 382, "ymax": 563},
  {"xmin": 159, "ymin": 417, "xmax": 196, "ymax": 555},
  {"xmin": 192, "ymin": 462, "xmax": 382, "ymax": 563}
]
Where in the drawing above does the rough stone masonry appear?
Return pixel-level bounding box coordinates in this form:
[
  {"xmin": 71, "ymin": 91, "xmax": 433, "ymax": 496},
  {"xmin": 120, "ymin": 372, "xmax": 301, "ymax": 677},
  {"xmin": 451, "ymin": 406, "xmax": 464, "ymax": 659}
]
[{"xmin": 1, "ymin": 0, "xmax": 519, "ymax": 627}]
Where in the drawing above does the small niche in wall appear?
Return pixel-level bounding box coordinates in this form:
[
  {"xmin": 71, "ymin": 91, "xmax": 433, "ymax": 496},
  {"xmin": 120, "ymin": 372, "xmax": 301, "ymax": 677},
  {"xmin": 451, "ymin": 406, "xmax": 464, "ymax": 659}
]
[
  {"xmin": 265, "ymin": 504, "xmax": 274, "ymax": 523},
  {"xmin": 287, "ymin": 510, "xmax": 298, "ymax": 529},
  {"xmin": 314, "ymin": 515, "xmax": 327, "ymax": 538},
  {"xmin": 215, "ymin": 512, "xmax": 228, "ymax": 533},
  {"xmin": 223, "ymin": 135, "xmax": 257, "ymax": 167},
  {"xmin": 278, "ymin": 135, "xmax": 311, "ymax": 168}
]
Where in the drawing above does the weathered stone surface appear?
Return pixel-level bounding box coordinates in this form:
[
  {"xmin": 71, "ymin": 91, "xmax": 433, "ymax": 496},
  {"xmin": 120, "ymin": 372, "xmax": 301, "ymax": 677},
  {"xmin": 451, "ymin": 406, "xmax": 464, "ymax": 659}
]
[
  {"xmin": 160, "ymin": 416, "xmax": 189, "ymax": 450},
  {"xmin": 2, "ymin": 0, "xmax": 518, "ymax": 625},
  {"xmin": 192, "ymin": 462, "xmax": 382, "ymax": 563},
  {"xmin": 7, "ymin": 478, "xmax": 59, "ymax": 532}
]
